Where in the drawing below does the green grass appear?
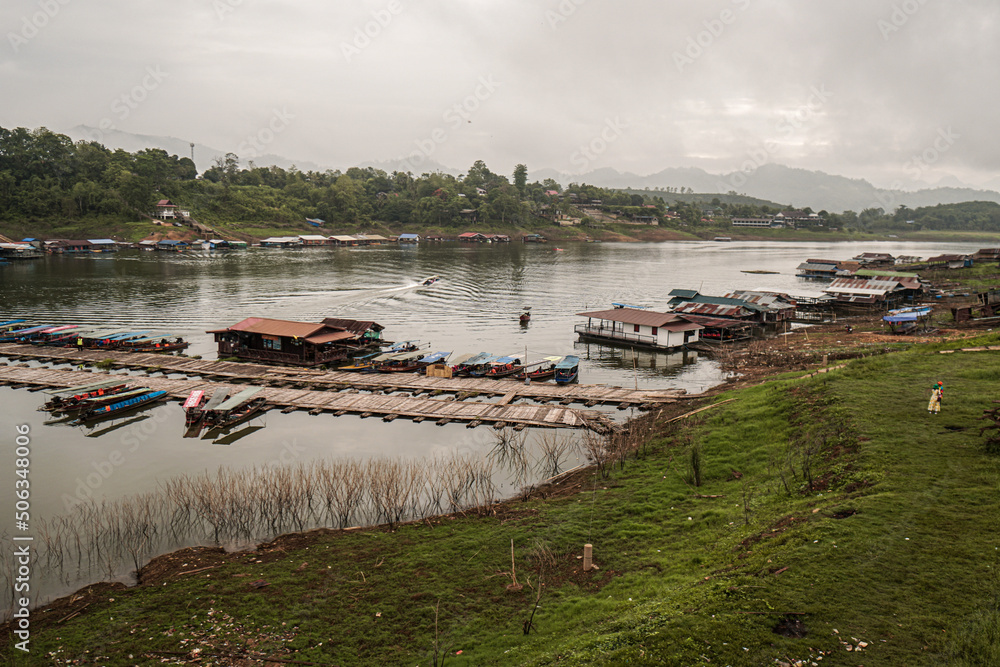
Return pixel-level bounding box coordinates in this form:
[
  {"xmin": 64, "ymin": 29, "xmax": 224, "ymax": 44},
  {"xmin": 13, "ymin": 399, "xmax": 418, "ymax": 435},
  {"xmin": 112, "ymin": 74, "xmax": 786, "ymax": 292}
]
[{"xmin": 5, "ymin": 339, "xmax": 1000, "ymax": 665}]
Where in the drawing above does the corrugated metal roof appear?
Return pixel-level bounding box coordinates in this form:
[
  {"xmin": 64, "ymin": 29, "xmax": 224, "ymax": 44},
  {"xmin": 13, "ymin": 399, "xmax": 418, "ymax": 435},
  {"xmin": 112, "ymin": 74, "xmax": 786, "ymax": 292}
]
[
  {"xmin": 321, "ymin": 318, "xmax": 384, "ymax": 333},
  {"xmin": 576, "ymin": 307, "xmax": 687, "ymax": 327},
  {"xmin": 209, "ymin": 317, "xmax": 327, "ymax": 338},
  {"xmin": 679, "ymin": 314, "xmax": 752, "ymax": 329},
  {"xmin": 823, "ymin": 277, "xmax": 899, "ymax": 297},
  {"xmin": 671, "ymin": 302, "xmax": 748, "ymax": 318},
  {"xmin": 306, "ymin": 331, "xmax": 357, "ymax": 345}
]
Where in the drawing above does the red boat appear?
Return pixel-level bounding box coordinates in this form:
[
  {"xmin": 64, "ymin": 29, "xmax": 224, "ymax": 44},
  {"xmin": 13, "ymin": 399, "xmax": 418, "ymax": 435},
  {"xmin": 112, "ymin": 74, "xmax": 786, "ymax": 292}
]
[{"xmin": 41, "ymin": 382, "xmax": 132, "ymax": 412}]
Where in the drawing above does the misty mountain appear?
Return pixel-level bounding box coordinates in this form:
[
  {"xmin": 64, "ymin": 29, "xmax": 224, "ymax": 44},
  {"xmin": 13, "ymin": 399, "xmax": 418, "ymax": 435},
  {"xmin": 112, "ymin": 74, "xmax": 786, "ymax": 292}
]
[
  {"xmin": 58, "ymin": 126, "xmax": 1000, "ymax": 213},
  {"xmin": 534, "ymin": 163, "xmax": 1000, "ymax": 213},
  {"xmin": 64, "ymin": 125, "xmax": 328, "ymax": 174}
]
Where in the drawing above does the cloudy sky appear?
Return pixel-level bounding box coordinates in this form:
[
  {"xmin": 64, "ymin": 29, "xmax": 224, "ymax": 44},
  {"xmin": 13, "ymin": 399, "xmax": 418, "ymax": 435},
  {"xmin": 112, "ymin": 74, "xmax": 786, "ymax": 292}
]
[{"xmin": 2, "ymin": 0, "xmax": 998, "ymax": 189}]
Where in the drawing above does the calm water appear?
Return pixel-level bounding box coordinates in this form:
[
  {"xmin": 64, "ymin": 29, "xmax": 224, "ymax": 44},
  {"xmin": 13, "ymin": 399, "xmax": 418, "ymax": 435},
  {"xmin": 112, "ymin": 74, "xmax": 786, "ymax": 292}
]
[{"xmin": 0, "ymin": 238, "xmax": 979, "ymax": 605}]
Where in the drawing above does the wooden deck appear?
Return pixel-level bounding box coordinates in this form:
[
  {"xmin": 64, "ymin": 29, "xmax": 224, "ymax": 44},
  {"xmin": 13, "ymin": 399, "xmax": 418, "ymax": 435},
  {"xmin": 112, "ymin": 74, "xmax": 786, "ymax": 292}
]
[
  {"xmin": 0, "ymin": 364, "xmax": 616, "ymax": 432},
  {"xmin": 0, "ymin": 343, "xmax": 683, "ymax": 409}
]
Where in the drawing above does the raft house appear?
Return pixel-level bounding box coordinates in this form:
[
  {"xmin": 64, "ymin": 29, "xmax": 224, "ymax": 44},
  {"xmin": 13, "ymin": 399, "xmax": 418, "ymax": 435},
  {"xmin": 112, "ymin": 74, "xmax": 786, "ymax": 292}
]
[
  {"xmin": 208, "ymin": 317, "xmax": 384, "ymax": 366},
  {"xmin": 574, "ymin": 305, "xmax": 703, "ymax": 350}
]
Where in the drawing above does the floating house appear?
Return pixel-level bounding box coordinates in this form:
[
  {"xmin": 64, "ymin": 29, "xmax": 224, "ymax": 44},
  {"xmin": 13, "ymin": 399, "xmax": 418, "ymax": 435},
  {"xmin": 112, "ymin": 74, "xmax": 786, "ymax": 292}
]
[
  {"xmin": 522, "ymin": 234, "xmax": 547, "ymax": 243},
  {"xmin": 45, "ymin": 239, "xmax": 93, "ymax": 254},
  {"xmin": 156, "ymin": 239, "xmax": 189, "ymax": 252},
  {"xmin": 795, "ymin": 258, "xmax": 858, "ymax": 279},
  {"xmin": 457, "ymin": 232, "xmax": 490, "ymax": 243},
  {"xmin": 297, "ymin": 235, "xmax": 331, "ymax": 246},
  {"xmin": 329, "ymin": 235, "xmax": 359, "ymax": 247},
  {"xmin": 398, "ymin": 233, "xmax": 421, "ymax": 244},
  {"xmin": 0, "ymin": 242, "xmax": 43, "ymax": 260},
  {"xmin": 87, "ymin": 239, "xmax": 118, "ymax": 252},
  {"xmin": 208, "ymin": 317, "xmax": 384, "ymax": 366},
  {"xmin": 575, "ymin": 307, "xmax": 702, "ymax": 350},
  {"xmin": 260, "ymin": 236, "xmax": 303, "ymax": 248}
]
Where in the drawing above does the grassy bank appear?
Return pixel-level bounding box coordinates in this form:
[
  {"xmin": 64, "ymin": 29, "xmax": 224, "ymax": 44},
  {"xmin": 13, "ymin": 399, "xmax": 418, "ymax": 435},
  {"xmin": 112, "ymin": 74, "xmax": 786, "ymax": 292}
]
[{"xmin": 5, "ymin": 331, "xmax": 1000, "ymax": 665}]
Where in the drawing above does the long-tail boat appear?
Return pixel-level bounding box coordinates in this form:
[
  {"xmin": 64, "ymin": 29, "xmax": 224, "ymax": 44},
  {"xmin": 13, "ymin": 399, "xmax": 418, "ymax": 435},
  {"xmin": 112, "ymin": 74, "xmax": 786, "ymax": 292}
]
[
  {"xmin": 340, "ymin": 350, "xmax": 386, "ymax": 371},
  {"xmin": 513, "ymin": 356, "xmax": 564, "ymax": 381},
  {"xmin": 0, "ymin": 324, "xmax": 54, "ymax": 342},
  {"xmin": 183, "ymin": 390, "xmax": 207, "ymax": 427},
  {"xmin": 482, "ymin": 355, "xmax": 525, "ymax": 379},
  {"xmin": 70, "ymin": 390, "xmax": 167, "ymax": 425},
  {"xmin": 553, "ymin": 355, "xmax": 580, "ymax": 384},
  {"xmin": 187, "ymin": 388, "xmax": 230, "ymax": 434},
  {"xmin": 125, "ymin": 336, "xmax": 190, "ymax": 353},
  {"xmin": 52, "ymin": 387, "xmax": 160, "ymax": 414},
  {"xmin": 203, "ymin": 387, "xmax": 266, "ymax": 431},
  {"xmin": 377, "ymin": 350, "xmax": 435, "ymax": 373},
  {"xmin": 40, "ymin": 382, "xmax": 132, "ymax": 412},
  {"xmin": 453, "ymin": 352, "xmax": 496, "ymax": 377}
]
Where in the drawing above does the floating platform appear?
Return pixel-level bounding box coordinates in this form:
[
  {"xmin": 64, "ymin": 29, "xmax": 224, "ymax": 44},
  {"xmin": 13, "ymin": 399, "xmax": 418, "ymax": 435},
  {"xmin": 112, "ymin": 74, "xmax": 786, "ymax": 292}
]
[
  {"xmin": 0, "ymin": 343, "xmax": 683, "ymax": 408},
  {"xmin": 0, "ymin": 364, "xmax": 617, "ymax": 432}
]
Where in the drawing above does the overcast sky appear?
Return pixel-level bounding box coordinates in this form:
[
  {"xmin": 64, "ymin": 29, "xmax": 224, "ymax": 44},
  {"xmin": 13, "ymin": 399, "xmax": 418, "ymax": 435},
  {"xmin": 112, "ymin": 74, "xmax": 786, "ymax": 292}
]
[{"xmin": 2, "ymin": 0, "xmax": 998, "ymax": 189}]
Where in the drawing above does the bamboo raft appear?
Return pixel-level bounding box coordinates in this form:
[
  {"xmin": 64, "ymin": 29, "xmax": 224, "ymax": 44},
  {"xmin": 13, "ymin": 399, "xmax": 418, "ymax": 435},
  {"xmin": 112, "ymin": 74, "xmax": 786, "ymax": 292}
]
[
  {"xmin": 0, "ymin": 343, "xmax": 683, "ymax": 408},
  {"xmin": 0, "ymin": 365, "xmax": 616, "ymax": 432}
]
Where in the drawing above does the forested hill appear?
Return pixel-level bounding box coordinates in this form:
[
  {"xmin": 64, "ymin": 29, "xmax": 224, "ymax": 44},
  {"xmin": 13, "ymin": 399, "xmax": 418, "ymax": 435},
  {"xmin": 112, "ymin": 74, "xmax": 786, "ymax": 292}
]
[
  {"xmin": 0, "ymin": 126, "xmax": 674, "ymax": 233},
  {"xmin": 3, "ymin": 126, "xmax": 1000, "ymax": 238}
]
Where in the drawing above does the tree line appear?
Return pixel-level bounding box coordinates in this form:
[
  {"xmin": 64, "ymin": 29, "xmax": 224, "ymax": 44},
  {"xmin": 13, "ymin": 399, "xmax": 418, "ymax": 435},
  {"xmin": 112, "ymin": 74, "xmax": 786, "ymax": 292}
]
[{"xmin": 0, "ymin": 126, "xmax": 669, "ymax": 229}]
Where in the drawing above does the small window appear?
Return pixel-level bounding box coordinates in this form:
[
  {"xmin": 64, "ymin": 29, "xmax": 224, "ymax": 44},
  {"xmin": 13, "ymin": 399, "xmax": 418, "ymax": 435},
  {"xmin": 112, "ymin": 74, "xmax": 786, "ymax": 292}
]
[
  {"xmin": 633, "ymin": 324, "xmax": 640, "ymax": 333},
  {"xmin": 652, "ymin": 327, "xmax": 658, "ymax": 335}
]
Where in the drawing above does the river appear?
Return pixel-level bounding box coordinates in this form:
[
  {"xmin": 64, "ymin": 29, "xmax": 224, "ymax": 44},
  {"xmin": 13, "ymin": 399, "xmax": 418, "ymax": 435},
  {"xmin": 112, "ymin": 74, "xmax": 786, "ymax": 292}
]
[{"xmin": 0, "ymin": 238, "xmax": 979, "ymax": 606}]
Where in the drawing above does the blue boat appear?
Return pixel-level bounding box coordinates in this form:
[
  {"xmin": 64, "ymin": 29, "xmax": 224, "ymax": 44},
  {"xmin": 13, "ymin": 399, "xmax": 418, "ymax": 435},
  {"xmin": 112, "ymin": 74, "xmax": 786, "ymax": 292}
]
[
  {"xmin": 0, "ymin": 324, "xmax": 53, "ymax": 342},
  {"xmin": 554, "ymin": 355, "xmax": 580, "ymax": 384},
  {"xmin": 0, "ymin": 319, "xmax": 27, "ymax": 330},
  {"xmin": 454, "ymin": 352, "xmax": 494, "ymax": 376},
  {"xmin": 464, "ymin": 354, "xmax": 502, "ymax": 377},
  {"xmin": 71, "ymin": 390, "xmax": 167, "ymax": 424}
]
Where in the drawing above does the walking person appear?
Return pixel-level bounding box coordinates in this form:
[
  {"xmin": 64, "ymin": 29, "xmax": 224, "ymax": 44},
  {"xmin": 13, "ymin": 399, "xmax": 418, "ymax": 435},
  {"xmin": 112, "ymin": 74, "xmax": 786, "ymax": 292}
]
[{"xmin": 928, "ymin": 381, "xmax": 943, "ymax": 414}]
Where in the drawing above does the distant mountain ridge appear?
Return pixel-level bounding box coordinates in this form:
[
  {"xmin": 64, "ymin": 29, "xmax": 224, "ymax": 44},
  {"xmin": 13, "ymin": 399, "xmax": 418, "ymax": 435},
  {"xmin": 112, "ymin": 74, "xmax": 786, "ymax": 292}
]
[
  {"xmin": 533, "ymin": 164, "xmax": 1000, "ymax": 214},
  {"xmin": 62, "ymin": 126, "xmax": 1000, "ymax": 213},
  {"xmin": 64, "ymin": 125, "xmax": 327, "ymax": 174}
]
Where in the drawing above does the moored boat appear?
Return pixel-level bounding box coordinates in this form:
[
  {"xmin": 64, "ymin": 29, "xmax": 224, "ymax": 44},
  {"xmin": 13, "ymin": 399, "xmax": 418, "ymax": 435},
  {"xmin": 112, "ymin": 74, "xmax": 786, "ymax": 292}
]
[
  {"xmin": 376, "ymin": 350, "xmax": 428, "ymax": 372},
  {"xmin": 203, "ymin": 387, "xmax": 267, "ymax": 430},
  {"xmin": 70, "ymin": 390, "xmax": 168, "ymax": 425},
  {"xmin": 453, "ymin": 352, "xmax": 494, "ymax": 376},
  {"xmin": 519, "ymin": 306, "xmax": 531, "ymax": 324},
  {"xmin": 183, "ymin": 390, "xmax": 208, "ymax": 427},
  {"xmin": 482, "ymin": 355, "xmax": 525, "ymax": 379},
  {"xmin": 513, "ymin": 356, "xmax": 564, "ymax": 381},
  {"xmin": 553, "ymin": 355, "xmax": 580, "ymax": 384},
  {"xmin": 39, "ymin": 381, "xmax": 131, "ymax": 412}
]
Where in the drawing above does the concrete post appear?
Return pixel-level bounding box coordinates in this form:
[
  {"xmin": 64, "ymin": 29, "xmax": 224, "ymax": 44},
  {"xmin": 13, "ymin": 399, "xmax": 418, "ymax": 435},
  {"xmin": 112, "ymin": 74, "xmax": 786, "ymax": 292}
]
[{"xmin": 583, "ymin": 544, "xmax": 593, "ymax": 571}]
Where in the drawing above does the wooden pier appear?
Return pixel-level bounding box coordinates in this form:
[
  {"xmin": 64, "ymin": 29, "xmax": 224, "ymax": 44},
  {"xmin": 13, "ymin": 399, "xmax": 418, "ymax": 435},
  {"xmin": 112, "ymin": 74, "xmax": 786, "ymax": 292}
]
[
  {"xmin": 0, "ymin": 365, "xmax": 616, "ymax": 432},
  {"xmin": 0, "ymin": 343, "xmax": 684, "ymax": 409}
]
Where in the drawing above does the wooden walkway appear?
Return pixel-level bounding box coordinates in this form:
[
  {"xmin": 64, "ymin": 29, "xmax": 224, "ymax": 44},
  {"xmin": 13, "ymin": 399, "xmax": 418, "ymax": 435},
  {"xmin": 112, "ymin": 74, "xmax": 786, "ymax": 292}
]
[
  {"xmin": 0, "ymin": 343, "xmax": 683, "ymax": 409},
  {"xmin": 0, "ymin": 365, "xmax": 615, "ymax": 432}
]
